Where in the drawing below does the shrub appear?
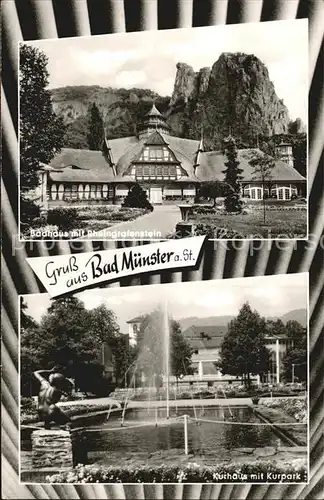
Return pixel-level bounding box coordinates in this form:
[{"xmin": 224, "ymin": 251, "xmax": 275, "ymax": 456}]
[
  {"xmin": 20, "ymin": 198, "xmax": 41, "ymax": 225},
  {"xmin": 122, "ymin": 184, "xmax": 153, "ymax": 211},
  {"xmin": 47, "ymin": 461, "xmax": 307, "ymax": 483},
  {"xmin": 48, "ymin": 207, "xmax": 82, "ymax": 231},
  {"xmin": 262, "ymin": 398, "xmax": 307, "ymax": 423}
]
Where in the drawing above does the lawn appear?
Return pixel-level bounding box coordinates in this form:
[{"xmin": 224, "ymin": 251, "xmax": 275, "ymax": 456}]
[{"xmin": 190, "ymin": 209, "xmax": 307, "ymax": 239}]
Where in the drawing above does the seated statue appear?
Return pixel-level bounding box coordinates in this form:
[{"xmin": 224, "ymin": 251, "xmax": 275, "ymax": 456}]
[{"xmin": 34, "ymin": 368, "xmax": 73, "ymax": 430}]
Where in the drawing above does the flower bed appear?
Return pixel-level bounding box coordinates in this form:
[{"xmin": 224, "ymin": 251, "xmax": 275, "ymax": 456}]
[
  {"xmin": 23, "ymin": 206, "xmax": 148, "ymax": 239},
  {"xmin": 261, "ymin": 398, "xmax": 307, "ymax": 423},
  {"xmin": 47, "ymin": 461, "xmax": 307, "ymax": 483}
]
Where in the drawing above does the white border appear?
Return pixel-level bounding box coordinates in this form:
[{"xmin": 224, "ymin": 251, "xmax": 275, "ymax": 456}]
[
  {"xmin": 17, "ymin": 20, "xmax": 309, "ymax": 243},
  {"xmin": 18, "ymin": 272, "xmax": 310, "ymax": 485}
]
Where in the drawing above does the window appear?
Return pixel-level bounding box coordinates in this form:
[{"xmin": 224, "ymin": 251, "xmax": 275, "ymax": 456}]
[
  {"xmin": 139, "ymin": 146, "xmax": 175, "ymax": 162},
  {"xmin": 64, "ymin": 185, "xmax": 72, "ymax": 200},
  {"xmin": 169, "ymin": 166, "xmax": 177, "ymax": 177},
  {"xmin": 156, "ymin": 149, "xmax": 163, "ymax": 161},
  {"xmin": 162, "ymin": 166, "xmax": 169, "ymax": 176},
  {"xmin": 144, "ymin": 166, "xmax": 150, "ymax": 176},
  {"xmin": 84, "ymin": 185, "xmax": 90, "ymax": 199},
  {"xmin": 156, "ymin": 166, "xmax": 162, "ymax": 176},
  {"xmin": 164, "ymin": 148, "xmax": 170, "ymax": 160},
  {"xmin": 149, "ymin": 165, "xmax": 155, "ymax": 176},
  {"xmin": 136, "ymin": 166, "xmax": 143, "ymax": 177}
]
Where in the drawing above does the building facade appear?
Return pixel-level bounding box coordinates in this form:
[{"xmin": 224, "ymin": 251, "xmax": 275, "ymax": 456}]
[
  {"xmin": 34, "ymin": 104, "xmax": 306, "ymax": 208},
  {"xmin": 126, "ymin": 316, "xmax": 297, "ymax": 387}
]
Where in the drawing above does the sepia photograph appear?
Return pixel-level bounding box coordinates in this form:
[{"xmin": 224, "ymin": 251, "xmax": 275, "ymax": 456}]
[
  {"xmin": 19, "ymin": 19, "xmax": 308, "ymax": 241},
  {"xmin": 20, "ymin": 273, "xmax": 308, "ymax": 484}
]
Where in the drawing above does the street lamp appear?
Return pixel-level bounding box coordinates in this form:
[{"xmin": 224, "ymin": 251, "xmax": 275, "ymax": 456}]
[{"xmin": 292, "ymin": 363, "xmax": 295, "ymax": 384}]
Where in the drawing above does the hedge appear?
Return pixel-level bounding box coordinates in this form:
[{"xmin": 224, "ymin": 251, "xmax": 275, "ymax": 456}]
[{"xmin": 47, "ymin": 461, "xmax": 307, "ymax": 483}]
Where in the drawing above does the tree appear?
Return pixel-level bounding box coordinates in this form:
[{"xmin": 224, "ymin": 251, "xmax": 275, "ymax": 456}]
[
  {"xmin": 281, "ymin": 321, "xmax": 307, "ymax": 382},
  {"xmin": 87, "ymin": 102, "xmax": 105, "ymax": 150},
  {"xmin": 199, "ymin": 180, "xmax": 225, "ymax": 207},
  {"xmin": 291, "ymin": 134, "xmax": 307, "ymax": 178},
  {"xmin": 20, "ymin": 297, "xmax": 46, "ymax": 396},
  {"xmin": 247, "ymin": 150, "xmax": 275, "ymax": 223},
  {"xmin": 39, "ymin": 297, "xmax": 95, "ymax": 371},
  {"xmin": 171, "ymin": 321, "xmax": 196, "ymax": 386},
  {"xmin": 217, "ymin": 302, "xmax": 270, "ymax": 388},
  {"xmin": 122, "ymin": 183, "xmax": 153, "ymax": 211},
  {"xmin": 21, "ymin": 296, "xmax": 132, "ymax": 396},
  {"xmin": 282, "ymin": 348, "xmax": 307, "ymax": 383},
  {"xmin": 20, "ymin": 44, "xmax": 65, "ymax": 221},
  {"xmin": 222, "ymin": 136, "xmax": 243, "ymax": 213},
  {"xmin": 113, "ymin": 336, "xmax": 137, "ymax": 388},
  {"xmin": 285, "ymin": 320, "xmax": 306, "ymax": 344},
  {"xmin": 87, "ymin": 304, "xmax": 120, "ymax": 345},
  {"xmin": 265, "ymin": 319, "xmax": 287, "ymax": 338}
]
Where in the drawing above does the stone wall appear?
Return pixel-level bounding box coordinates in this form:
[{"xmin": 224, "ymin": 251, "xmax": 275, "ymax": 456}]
[{"xmin": 32, "ymin": 430, "xmax": 73, "ymax": 469}]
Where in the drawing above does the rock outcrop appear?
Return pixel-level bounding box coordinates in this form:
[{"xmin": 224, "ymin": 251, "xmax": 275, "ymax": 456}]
[
  {"xmin": 170, "ymin": 63, "xmax": 211, "ymax": 106},
  {"xmin": 52, "ymin": 52, "xmax": 293, "ymax": 150},
  {"xmin": 170, "ymin": 62, "xmax": 198, "ymax": 106},
  {"xmin": 169, "ymin": 52, "xmax": 291, "ymax": 145}
]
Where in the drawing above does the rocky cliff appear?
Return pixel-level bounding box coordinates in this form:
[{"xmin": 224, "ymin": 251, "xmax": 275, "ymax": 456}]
[
  {"xmin": 52, "ymin": 52, "xmax": 294, "ymax": 150},
  {"xmin": 169, "ymin": 63, "xmax": 211, "ymax": 106},
  {"xmin": 169, "ymin": 52, "xmax": 291, "ymax": 147}
]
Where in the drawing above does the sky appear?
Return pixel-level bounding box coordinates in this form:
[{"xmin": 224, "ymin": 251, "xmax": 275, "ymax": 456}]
[
  {"xmin": 24, "ymin": 19, "xmax": 308, "ymax": 123},
  {"xmin": 24, "ymin": 273, "xmax": 308, "ymax": 334}
]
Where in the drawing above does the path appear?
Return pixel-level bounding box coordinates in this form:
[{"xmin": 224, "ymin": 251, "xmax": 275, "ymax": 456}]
[{"xmin": 84, "ymin": 205, "xmax": 181, "ymax": 240}]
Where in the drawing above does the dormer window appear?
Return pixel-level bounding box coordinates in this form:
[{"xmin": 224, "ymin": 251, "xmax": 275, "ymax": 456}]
[{"xmin": 138, "ymin": 146, "xmax": 173, "ymax": 162}]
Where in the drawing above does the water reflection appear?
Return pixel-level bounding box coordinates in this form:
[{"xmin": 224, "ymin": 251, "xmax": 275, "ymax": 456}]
[{"xmin": 85, "ymin": 406, "xmax": 285, "ymax": 456}]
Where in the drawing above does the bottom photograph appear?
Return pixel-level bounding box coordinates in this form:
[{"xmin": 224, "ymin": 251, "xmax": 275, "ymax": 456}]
[{"xmin": 20, "ymin": 273, "xmax": 308, "ymax": 484}]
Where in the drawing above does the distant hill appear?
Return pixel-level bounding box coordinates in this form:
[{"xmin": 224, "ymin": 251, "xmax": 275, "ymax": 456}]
[
  {"xmin": 179, "ymin": 309, "xmax": 307, "ymax": 331},
  {"xmin": 51, "ymin": 85, "xmax": 170, "ymax": 149},
  {"xmin": 281, "ymin": 309, "xmax": 307, "ymax": 327}
]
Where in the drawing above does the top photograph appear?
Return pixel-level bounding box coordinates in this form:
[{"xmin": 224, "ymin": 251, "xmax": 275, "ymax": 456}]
[{"xmin": 19, "ymin": 19, "xmax": 308, "ymax": 241}]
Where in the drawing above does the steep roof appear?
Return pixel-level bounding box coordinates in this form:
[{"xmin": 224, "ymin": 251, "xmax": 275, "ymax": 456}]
[
  {"xmin": 183, "ymin": 325, "xmax": 228, "ymax": 349},
  {"xmin": 106, "ymin": 133, "xmax": 201, "ymax": 179},
  {"xmin": 126, "ymin": 315, "xmax": 145, "ymax": 324},
  {"xmin": 48, "ymin": 143, "xmax": 305, "ymax": 185},
  {"xmin": 144, "ymin": 131, "xmax": 168, "ymax": 146},
  {"xmin": 197, "ymin": 149, "xmax": 306, "ymax": 182},
  {"xmin": 49, "ymin": 148, "xmax": 115, "ymax": 183},
  {"xmin": 146, "ymin": 103, "xmax": 163, "ymax": 117}
]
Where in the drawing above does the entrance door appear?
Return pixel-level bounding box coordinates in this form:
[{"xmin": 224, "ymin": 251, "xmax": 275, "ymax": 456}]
[
  {"xmin": 150, "ymin": 187, "xmax": 162, "ymax": 204},
  {"xmin": 251, "ymin": 187, "xmax": 262, "ymax": 200}
]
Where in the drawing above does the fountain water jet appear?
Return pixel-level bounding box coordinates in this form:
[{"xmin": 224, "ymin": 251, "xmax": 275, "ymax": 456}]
[{"xmin": 163, "ymin": 299, "xmax": 170, "ymax": 419}]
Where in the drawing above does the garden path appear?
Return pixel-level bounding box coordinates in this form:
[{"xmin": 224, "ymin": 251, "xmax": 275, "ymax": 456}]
[{"xmin": 83, "ymin": 205, "xmax": 181, "ymax": 240}]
